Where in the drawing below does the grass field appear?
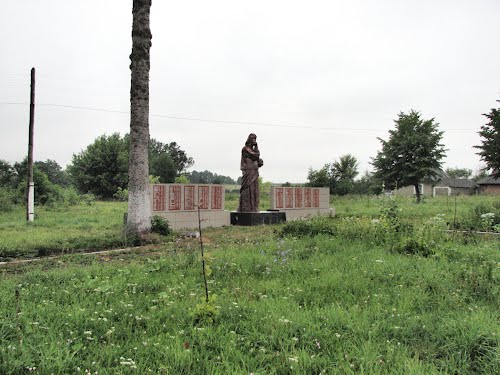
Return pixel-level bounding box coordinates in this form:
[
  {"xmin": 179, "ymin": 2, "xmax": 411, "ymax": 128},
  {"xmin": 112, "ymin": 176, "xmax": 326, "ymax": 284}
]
[
  {"xmin": 0, "ymin": 202, "xmax": 128, "ymax": 261},
  {"xmin": 0, "ymin": 195, "xmax": 498, "ymax": 373}
]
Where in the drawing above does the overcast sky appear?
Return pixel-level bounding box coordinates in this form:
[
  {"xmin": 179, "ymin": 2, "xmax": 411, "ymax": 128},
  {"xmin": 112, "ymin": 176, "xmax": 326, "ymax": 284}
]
[{"xmin": 1, "ymin": 0, "xmax": 499, "ymax": 183}]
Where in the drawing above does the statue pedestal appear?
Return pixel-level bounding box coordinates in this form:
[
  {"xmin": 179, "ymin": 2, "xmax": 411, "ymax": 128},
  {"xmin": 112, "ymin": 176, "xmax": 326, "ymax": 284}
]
[{"xmin": 230, "ymin": 211, "xmax": 286, "ymax": 226}]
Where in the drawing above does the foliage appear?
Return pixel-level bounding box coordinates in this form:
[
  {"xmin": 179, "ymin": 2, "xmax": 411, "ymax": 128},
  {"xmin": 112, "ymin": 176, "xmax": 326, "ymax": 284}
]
[
  {"xmin": 372, "ymin": 110, "xmax": 447, "ymax": 203},
  {"xmin": 307, "ymin": 154, "xmax": 359, "ymax": 195},
  {"xmin": 150, "ymin": 215, "xmax": 171, "ymax": 236},
  {"xmin": 67, "ymin": 133, "xmax": 129, "ymax": 198},
  {"xmin": 0, "ymin": 201, "xmax": 127, "ymax": 260},
  {"xmin": 17, "ymin": 167, "xmax": 64, "ymax": 206},
  {"xmin": 445, "ymin": 167, "xmax": 473, "ymax": 179},
  {"xmin": 150, "ymin": 139, "xmax": 194, "ymax": 176},
  {"xmin": 306, "ymin": 165, "xmax": 330, "ymax": 187},
  {"xmin": 0, "ymin": 159, "xmax": 16, "ymax": 187},
  {"xmin": 191, "ymin": 295, "xmax": 219, "ymax": 325},
  {"xmin": 113, "ymin": 187, "xmax": 129, "ymax": 201},
  {"xmin": 0, "ymin": 187, "xmax": 20, "ymax": 212},
  {"xmin": 68, "ymin": 134, "xmax": 193, "ymax": 198},
  {"xmin": 187, "ymin": 170, "xmax": 236, "ymax": 185},
  {"xmin": 149, "ymin": 151, "xmax": 176, "ymax": 183},
  {"xmin": 475, "ymin": 100, "xmax": 500, "ymax": 178},
  {"xmin": 174, "ymin": 175, "xmax": 190, "ymax": 184},
  {"xmin": 34, "ymin": 159, "xmax": 68, "ymax": 186},
  {"xmin": 0, "ymin": 219, "xmax": 497, "ymax": 373},
  {"xmin": 278, "ymin": 216, "xmax": 336, "ymax": 237},
  {"xmin": 351, "ymin": 171, "xmax": 383, "ymax": 195}
]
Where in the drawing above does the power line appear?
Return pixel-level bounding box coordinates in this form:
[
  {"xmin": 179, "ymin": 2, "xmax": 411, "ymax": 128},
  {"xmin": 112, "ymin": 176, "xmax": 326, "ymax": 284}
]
[{"xmin": 0, "ymin": 101, "xmax": 478, "ymax": 133}]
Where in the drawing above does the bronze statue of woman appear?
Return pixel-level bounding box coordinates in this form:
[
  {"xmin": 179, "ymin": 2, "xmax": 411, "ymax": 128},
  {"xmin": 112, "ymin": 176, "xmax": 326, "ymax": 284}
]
[{"xmin": 238, "ymin": 133, "xmax": 263, "ymax": 212}]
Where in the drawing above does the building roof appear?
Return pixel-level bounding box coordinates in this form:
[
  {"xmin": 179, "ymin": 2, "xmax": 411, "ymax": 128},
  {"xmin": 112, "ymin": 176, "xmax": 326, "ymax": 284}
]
[
  {"xmin": 438, "ymin": 178, "xmax": 477, "ymax": 189},
  {"xmin": 477, "ymin": 176, "xmax": 500, "ymax": 185}
]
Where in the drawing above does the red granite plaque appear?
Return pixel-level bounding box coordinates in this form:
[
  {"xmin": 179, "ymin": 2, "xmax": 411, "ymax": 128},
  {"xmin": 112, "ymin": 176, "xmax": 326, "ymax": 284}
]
[
  {"xmin": 152, "ymin": 185, "xmax": 166, "ymax": 211},
  {"xmin": 313, "ymin": 188, "xmax": 320, "ymax": 208},
  {"xmin": 211, "ymin": 186, "xmax": 223, "ymax": 210},
  {"xmin": 198, "ymin": 186, "xmax": 209, "ymax": 209},
  {"xmin": 184, "ymin": 185, "xmax": 195, "ymax": 210},
  {"xmin": 275, "ymin": 188, "xmax": 284, "ymax": 209},
  {"xmin": 304, "ymin": 188, "xmax": 311, "ymax": 207},
  {"xmin": 295, "ymin": 188, "xmax": 303, "ymax": 208},
  {"xmin": 285, "ymin": 188, "xmax": 294, "ymax": 208},
  {"xmin": 169, "ymin": 185, "xmax": 181, "ymax": 211}
]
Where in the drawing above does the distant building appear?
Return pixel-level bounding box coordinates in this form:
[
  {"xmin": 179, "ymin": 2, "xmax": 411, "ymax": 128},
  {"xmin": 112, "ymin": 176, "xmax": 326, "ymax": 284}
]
[
  {"xmin": 477, "ymin": 176, "xmax": 500, "ymax": 195},
  {"xmin": 432, "ymin": 178, "xmax": 477, "ymax": 196},
  {"xmin": 394, "ymin": 170, "xmax": 478, "ymax": 197}
]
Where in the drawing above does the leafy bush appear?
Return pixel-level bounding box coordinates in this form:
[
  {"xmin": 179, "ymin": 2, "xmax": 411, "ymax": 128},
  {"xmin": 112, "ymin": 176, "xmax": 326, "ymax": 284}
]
[
  {"xmin": 0, "ymin": 187, "xmax": 22, "ymax": 212},
  {"xmin": 113, "ymin": 187, "xmax": 129, "ymax": 201},
  {"xmin": 61, "ymin": 187, "xmax": 81, "ymax": 206},
  {"xmin": 151, "ymin": 215, "xmax": 171, "ymax": 236},
  {"xmin": 191, "ymin": 295, "xmax": 219, "ymax": 325},
  {"xmin": 393, "ymin": 238, "xmax": 434, "ymax": 257}
]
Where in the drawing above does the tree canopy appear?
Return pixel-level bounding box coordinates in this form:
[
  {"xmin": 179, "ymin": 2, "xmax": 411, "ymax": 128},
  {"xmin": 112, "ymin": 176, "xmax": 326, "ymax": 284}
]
[
  {"xmin": 445, "ymin": 167, "xmax": 472, "ymax": 179},
  {"xmin": 187, "ymin": 170, "xmax": 236, "ymax": 185},
  {"xmin": 371, "ymin": 110, "xmax": 446, "ymax": 203},
  {"xmin": 475, "ymin": 100, "xmax": 500, "ymax": 178},
  {"xmin": 68, "ymin": 133, "xmax": 193, "ymax": 198},
  {"xmin": 307, "ymin": 154, "xmax": 359, "ymax": 195}
]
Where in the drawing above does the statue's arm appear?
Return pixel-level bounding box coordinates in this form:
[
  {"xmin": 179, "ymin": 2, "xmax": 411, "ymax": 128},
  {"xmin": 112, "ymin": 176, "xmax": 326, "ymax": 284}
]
[{"xmin": 243, "ymin": 146, "xmax": 260, "ymax": 160}]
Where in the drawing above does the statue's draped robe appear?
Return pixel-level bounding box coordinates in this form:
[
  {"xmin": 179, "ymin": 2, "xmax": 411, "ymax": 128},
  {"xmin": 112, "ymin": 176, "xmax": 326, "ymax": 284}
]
[{"xmin": 238, "ymin": 145, "xmax": 260, "ymax": 212}]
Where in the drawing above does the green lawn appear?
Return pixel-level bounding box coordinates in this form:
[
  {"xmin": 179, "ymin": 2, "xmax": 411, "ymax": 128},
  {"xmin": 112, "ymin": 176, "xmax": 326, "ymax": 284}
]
[
  {"xmin": 0, "ymin": 202, "xmax": 128, "ymax": 260},
  {"xmin": 0, "ymin": 230, "xmax": 498, "ymax": 374},
  {"xmin": 0, "ymin": 195, "xmax": 499, "ymax": 374}
]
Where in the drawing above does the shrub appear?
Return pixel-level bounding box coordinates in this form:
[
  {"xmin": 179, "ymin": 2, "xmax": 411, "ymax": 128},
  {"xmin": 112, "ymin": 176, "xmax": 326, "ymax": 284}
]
[
  {"xmin": 113, "ymin": 187, "xmax": 129, "ymax": 201},
  {"xmin": 0, "ymin": 187, "xmax": 18, "ymax": 212},
  {"xmin": 151, "ymin": 215, "xmax": 171, "ymax": 236}
]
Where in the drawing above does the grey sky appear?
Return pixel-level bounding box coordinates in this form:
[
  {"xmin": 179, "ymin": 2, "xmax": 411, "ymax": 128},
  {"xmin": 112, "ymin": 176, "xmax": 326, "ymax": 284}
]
[{"xmin": 1, "ymin": 0, "xmax": 499, "ymax": 182}]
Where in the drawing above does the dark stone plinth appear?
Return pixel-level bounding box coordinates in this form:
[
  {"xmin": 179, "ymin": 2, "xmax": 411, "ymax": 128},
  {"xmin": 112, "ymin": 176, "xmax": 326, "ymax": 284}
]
[{"xmin": 230, "ymin": 211, "xmax": 286, "ymax": 226}]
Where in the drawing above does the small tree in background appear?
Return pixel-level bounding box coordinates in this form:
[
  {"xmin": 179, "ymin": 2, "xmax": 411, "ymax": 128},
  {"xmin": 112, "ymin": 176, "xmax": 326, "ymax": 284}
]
[
  {"xmin": 331, "ymin": 154, "xmax": 359, "ymax": 195},
  {"xmin": 445, "ymin": 167, "xmax": 472, "ymax": 179},
  {"xmin": 307, "ymin": 154, "xmax": 359, "ymax": 195},
  {"xmin": 372, "ymin": 110, "xmax": 446, "ymax": 203},
  {"xmin": 475, "ymin": 100, "xmax": 500, "ymax": 178}
]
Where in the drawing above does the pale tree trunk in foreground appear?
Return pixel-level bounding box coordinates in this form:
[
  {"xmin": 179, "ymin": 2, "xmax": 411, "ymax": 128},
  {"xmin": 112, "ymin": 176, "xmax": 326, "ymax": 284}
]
[{"xmin": 127, "ymin": 0, "xmax": 152, "ymax": 234}]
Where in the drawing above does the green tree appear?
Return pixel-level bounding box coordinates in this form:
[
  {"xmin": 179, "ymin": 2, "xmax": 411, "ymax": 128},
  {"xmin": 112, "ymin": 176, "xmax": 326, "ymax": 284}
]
[
  {"xmin": 14, "ymin": 159, "xmax": 62, "ymax": 205},
  {"xmin": 352, "ymin": 171, "xmax": 383, "ymax": 195},
  {"xmin": 34, "ymin": 159, "xmax": 68, "ymax": 186},
  {"xmin": 188, "ymin": 170, "xmax": 236, "ymax": 185},
  {"xmin": 331, "ymin": 154, "xmax": 359, "ymax": 195},
  {"xmin": 371, "ymin": 110, "xmax": 447, "ymax": 203},
  {"xmin": 68, "ymin": 133, "xmax": 129, "ymax": 198},
  {"xmin": 306, "ymin": 165, "xmax": 330, "ymax": 188},
  {"xmin": 0, "ymin": 160, "xmax": 16, "ymax": 187},
  {"xmin": 68, "ymin": 133, "xmax": 192, "ymax": 198},
  {"xmin": 475, "ymin": 100, "xmax": 500, "ymax": 178},
  {"xmin": 445, "ymin": 167, "xmax": 473, "ymax": 179},
  {"xmin": 150, "ymin": 152, "xmax": 177, "ymax": 183},
  {"xmin": 307, "ymin": 154, "xmax": 359, "ymax": 195}
]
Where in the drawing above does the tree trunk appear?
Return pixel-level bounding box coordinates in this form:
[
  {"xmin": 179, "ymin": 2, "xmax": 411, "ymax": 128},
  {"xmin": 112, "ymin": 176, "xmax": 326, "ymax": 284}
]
[
  {"xmin": 127, "ymin": 0, "xmax": 152, "ymax": 234},
  {"xmin": 414, "ymin": 183, "xmax": 421, "ymax": 204}
]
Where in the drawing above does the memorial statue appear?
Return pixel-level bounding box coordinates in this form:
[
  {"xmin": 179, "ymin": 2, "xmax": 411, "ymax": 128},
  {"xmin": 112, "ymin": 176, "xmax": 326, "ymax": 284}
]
[{"xmin": 238, "ymin": 133, "xmax": 263, "ymax": 212}]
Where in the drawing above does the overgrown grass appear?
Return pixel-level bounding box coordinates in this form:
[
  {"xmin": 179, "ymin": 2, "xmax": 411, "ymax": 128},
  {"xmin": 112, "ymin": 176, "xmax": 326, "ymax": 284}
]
[
  {"xmin": 0, "ymin": 202, "xmax": 128, "ymax": 260},
  {"xmin": 0, "ymin": 224, "xmax": 498, "ymax": 374}
]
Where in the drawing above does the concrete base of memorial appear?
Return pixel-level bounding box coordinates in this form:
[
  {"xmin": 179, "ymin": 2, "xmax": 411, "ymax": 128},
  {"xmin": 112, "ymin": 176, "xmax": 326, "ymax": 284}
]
[
  {"xmin": 154, "ymin": 210, "xmax": 231, "ymax": 231},
  {"xmin": 230, "ymin": 211, "xmax": 286, "ymax": 226},
  {"xmin": 280, "ymin": 208, "xmax": 335, "ymax": 221}
]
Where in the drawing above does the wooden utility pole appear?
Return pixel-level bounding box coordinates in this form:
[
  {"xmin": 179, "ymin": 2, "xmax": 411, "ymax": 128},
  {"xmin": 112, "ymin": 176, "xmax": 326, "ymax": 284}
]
[{"xmin": 27, "ymin": 67, "xmax": 35, "ymax": 221}]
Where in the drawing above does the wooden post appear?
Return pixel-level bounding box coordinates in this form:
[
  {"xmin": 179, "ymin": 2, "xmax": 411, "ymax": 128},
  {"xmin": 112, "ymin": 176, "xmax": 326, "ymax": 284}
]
[{"xmin": 27, "ymin": 67, "xmax": 35, "ymax": 221}]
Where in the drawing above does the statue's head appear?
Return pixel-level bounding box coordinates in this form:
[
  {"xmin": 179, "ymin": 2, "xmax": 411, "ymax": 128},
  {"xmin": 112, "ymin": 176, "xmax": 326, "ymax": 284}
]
[{"xmin": 245, "ymin": 133, "xmax": 257, "ymax": 146}]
